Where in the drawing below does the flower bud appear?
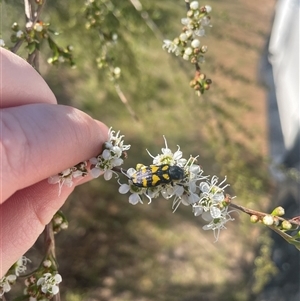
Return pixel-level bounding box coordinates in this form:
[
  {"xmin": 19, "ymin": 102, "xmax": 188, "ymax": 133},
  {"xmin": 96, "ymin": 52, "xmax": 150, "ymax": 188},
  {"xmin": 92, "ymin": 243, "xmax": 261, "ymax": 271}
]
[
  {"xmin": 190, "ymin": 1, "xmax": 199, "ymax": 10},
  {"xmin": 34, "ymin": 22, "xmax": 44, "ymax": 32},
  {"xmin": 187, "ymin": 10, "xmax": 194, "ymax": 18},
  {"xmin": 250, "ymin": 215, "xmax": 259, "ymax": 223},
  {"xmin": 263, "ymin": 215, "xmax": 274, "ymax": 226},
  {"xmin": 199, "ymin": 73, "xmax": 206, "ymax": 80},
  {"xmin": 11, "ymin": 22, "xmax": 19, "ymax": 31},
  {"xmin": 205, "ymin": 5, "xmax": 212, "ymax": 13},
  {"xmin": 43, "ymin": 260, "xmax": 52, "ymax": 268},
  {"xmin": 191, "ymin": 39, "xmax": 201, "ymax": 48},
  {"xmin": 179, "ymin": 33, "xmax": 188, "ymax": 42},
  {"xmin": 201, "ymin": 45, "xmax": 208, "ymax": 53},
  {"xmin": 271, "ymin": 206, "xmax": 285, "ymax": 216},
  {"xmin": 281, "ymin": 220, "xmax": 292, "ymax": 230}
]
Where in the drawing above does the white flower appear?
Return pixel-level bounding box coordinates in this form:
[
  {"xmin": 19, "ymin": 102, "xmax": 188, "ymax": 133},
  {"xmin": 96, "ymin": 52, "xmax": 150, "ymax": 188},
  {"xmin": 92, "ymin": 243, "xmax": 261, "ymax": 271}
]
[
  {"xmin": 191, "ymin": 39, "xmax": 200, "ymax": 48},
  {"xmin": 190, "ymin": 1, "xmax": 199, "ymax": 10},
  {"xmin": 183, "ymin": 54, "xmax": 190, "ymax": 60},
  {"xmin": 150, "ymin": 136, "xmax": 184, "ymax": 166},
  {"xmin": 34, "ymin": 23, "xmax": 43, "ymax": 32},
  {"xmin": 0, "ymin": 275, "xmax": 16, "ymax": 296},
  {"xmin": 0, "ymin": 39, "xmax": 5, "ymax": 47},
  {"xmin": 37, "ymin": 273, "xmax": 62, "ymax": 295},
  {"xmin": 263, "ymin": 215, "xmax": 274, "ymax": 226},
  {"xmin": 48, "ymin": 161, "xmax": 88, "ymax": 193},
  {"xmin": 90, "ymin": 128, "xmax": 130, "ymax": 178},
  {"xmin": 201, "ymin": 16, "xmax": 211, "ymax": 27},
  {"xmin": 181, "ymin": 18, "xmax": 189, "ymax": 26},
  {"xmin": 162, "ymin": 39, "xmax": 180, "ymax": 55},
  {"xmin": 15, "ymin": 256, "xmax": 31, "ymax": 276},
  {"xmin": 179, "ymin": 33, "xmax": 188, "ymax": 42},
  {"xmin": 113, "ymin": 67, "xmax": 121, "ymax": 75},
  {"xmin": 129, "ymin": 193, "xmax": 143, "ymax": 205},
  {"xmin": 118, "ymin": 168, "xmax": 146, "ymax": 205},
  {"xmin": 16, "ymin": 30, "xmax": 24, "ymax": 38},
  {"xmin": 119, "ymin": 183, "xmax": 144, "ymax": 205},
  {"xmin": 184, "ymin": 47, "xmax": 193, "ymax": 55},
  {"xmin": 43, "ymin": 260, "xmax": 52, "ymax": 268},
  {"xmin": 202, "ymin": 207, "xmax": 235, "ymax": 241},
  {"xmin": 194, "ymin": 27, "xmax": 206, "ymax": 37},
  {"xmin": 205, "ymin": 5, "xmax": 212, "ymax": 13}
]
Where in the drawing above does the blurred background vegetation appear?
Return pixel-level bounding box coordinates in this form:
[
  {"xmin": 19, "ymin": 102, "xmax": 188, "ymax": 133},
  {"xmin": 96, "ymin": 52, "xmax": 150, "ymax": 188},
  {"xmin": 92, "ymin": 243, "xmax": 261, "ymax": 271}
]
[{"xmin": 2, "ymin": 0, "xmax": 280, "ymax": 300}]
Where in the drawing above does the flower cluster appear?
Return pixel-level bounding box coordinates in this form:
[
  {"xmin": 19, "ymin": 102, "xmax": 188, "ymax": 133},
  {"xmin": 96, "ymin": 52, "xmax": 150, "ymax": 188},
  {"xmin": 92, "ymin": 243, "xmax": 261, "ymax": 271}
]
[
  {"xmin": 162, "ymin": 1, "xmax": 212, "ymax": 95},
  {"xmin": 52, "ymin": 211, "xmax": 68, "ymax": 234},
  {"xmin": 162, "ymin": 1, "xmax": 211, "ymax": 64},
  {"xmin": 90, "ymin": 128, "xmax": 131, "ymax": 179},
  {"xmin": 25, "ymin": 273, "xmax": 62, "ymax": 300},
  {"xmin": 48, "ymin": 128, "xmax": 130, "ymax": 190},
  {"xmin": 24, "ymin": 260, "xmax": 62, "ymax": 300},
  {"xmin": 49, "ymin": 128, "xmax": 234, "ymax": 240},
  {"xmin": 0, "ymin": 256, "xmax": 31, "ymax": 296},
  {"xmin": 118, "ymin": 136, "xmax": 235, "ymax": 240},
  {"xmin": 0, "ymin": 275, "xmax": 16, "ymax": 297},
  {"xmin": 48, "ymin": 161, "xmax": 88, "ymax": 193}
]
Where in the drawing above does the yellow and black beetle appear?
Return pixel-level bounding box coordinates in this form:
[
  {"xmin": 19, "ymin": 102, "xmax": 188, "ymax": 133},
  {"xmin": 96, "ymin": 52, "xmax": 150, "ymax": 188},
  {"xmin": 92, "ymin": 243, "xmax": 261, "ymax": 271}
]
[{"xmin": 130, "ymin": 164, "xmax": 185, "ymax": 188}]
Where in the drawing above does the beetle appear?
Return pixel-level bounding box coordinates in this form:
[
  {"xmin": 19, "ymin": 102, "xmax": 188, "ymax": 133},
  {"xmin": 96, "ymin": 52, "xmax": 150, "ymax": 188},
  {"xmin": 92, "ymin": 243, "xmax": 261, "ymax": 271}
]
[{"xmin": 130, "ymin": 164, "xmax": 185, "ymax": 188}]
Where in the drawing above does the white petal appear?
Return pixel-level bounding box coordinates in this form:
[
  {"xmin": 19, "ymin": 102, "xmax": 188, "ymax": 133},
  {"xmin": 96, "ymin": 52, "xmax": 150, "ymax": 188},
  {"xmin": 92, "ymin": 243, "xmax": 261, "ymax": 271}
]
[
  {"xmin": 127, "ymin": 168, "xmax": 136, "ymax": 177},
  {"xmin": 188, "ymin": 193, "xmax": 200, "ymax": 204},
  {"xmin": 90, "ymin": 168, "xmax": 101, "ymax": 178},
  {"xmin": 89, "ymin": 157, "xmax": 98, "ymax": 165},
  {"xmin": 102, "ymin": 149, "xmax": 111, "ymax": 160},
  {"xmin": 181, "ymin": 18, "xmax": 189, "ymax": 25},
  {"xmin": 129, "ymin": 193, "xmax": 141, "ymax": 205},
  {"xmin": 210, "ymin": 207, "xmax": 221, "ymax": 218},
  {"xmin": 193, "ymin": 206, "xmax": 203, "ymax": 216},
  {"xmin": 112, "ymin": 146, "xmax": 122, "ymax": 157},
  {"xmin": 119, "ymin": 184, "xmax": 130, "ymax": 194},
  {"xmin": 213, "ymin": 193, "xmax": 225, "ymax": 202},
  {"xmin": 191, "ymin": 39, "xmax": 201, "ymax": 48},
  {"xmin": 202, "ymin": 211, "xmax": 213, "ymax": 222},
  {"xmin": 173, "ymin": 185, "xmax": 184, "ymax": 196},
  {"xmin": 199, "ymin": 182, "xmax": 209, "ymax": 193},
  {"xmin": 205, "ymin": 5, "xmax": 212, "ymax": 13},
  {"xmin": 190, "ymin": 1, "xmax": 199, "ymax": 10},
  {"xmin": 48, "ymin": 175, "xmax": 60, "ymax": 184},
  {"xmin": 104, "ymin": 170, "xmax": 113, "ymax": 180},
  {"xmin": 54, "ymin": 274, "xmax": 62, "ymax": 283},
  {"xmin": 112, "ymin": 157, "xmax": 123, "ymax": 167},
  {"xmin": 52, "ymin": 285, "xmax": 59, "ymax": 295}
]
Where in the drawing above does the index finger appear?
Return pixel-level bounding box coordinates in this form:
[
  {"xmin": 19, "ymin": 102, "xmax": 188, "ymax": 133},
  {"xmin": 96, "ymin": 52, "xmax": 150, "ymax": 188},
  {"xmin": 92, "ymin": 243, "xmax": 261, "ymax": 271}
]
[
  {"xmin": 1, "ymin": 103, "xmax": 108, "ymax": 202},
  {"xmin": 0, "ymin": 48, "xmax": 57, "ymax": 107}
]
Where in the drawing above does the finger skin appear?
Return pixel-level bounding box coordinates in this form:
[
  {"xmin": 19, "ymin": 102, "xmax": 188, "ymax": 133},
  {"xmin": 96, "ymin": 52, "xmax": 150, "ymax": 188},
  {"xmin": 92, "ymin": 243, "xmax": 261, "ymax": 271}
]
[
  {"xmin": 0, "ymin": 48, "xmax": 57, "ymax": 107},
  {"xmin": 0, "ymin": 48, "xmax": 109, "ymax": 277},
  {"xmin": 0, "ymin": 179, "xmax": 79, "ymax": 276},
  {"xmin": 1, "ymin": 103, "xmax": 108, "ymax": 201}
]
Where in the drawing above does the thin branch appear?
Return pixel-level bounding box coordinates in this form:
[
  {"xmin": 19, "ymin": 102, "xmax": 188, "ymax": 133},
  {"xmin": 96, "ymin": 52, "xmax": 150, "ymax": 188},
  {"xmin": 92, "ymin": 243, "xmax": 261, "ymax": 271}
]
[
  {"xmin": 10, "ymin": 40, "xmax": 23, "ymax": 53},
  {"xmin": 10, "ymin": 0, "xmax": 47, "ymax": 56},
  {"xmin": 229, "ymin": 202, "xmax": 300, "ymax": 227},
  {"xmin": 114, "ymin": 83, "xmax": 139, "ymax": 122},
  {"xmin": 129, "ymin": 0, "xmax": 164, "ymax": 40},
  {"xmin": 24, "ymin": 0, "xmax": 33, "ymax": 22},
  {"xmin": 44, "ymin": 224, "xmax": 61, "ymax": 301}
]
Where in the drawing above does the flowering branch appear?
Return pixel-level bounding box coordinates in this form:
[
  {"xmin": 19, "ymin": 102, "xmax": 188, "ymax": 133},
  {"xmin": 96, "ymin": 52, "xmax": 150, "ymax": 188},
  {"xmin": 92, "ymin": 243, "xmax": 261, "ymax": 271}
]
[
  {"xmin": 46, "ymin": 128, "xmax": 300, "ymax": 251},
  {"xmin": 7, "ymin": 0, "xmax": 75, "ymax": 67},
  {"xmin": 163, "ymin": 0, "xmax": 213, "ymax": 95},
  {"xmin": 230, "ymin": 202, "xmax": 300, "ymax": 250}
]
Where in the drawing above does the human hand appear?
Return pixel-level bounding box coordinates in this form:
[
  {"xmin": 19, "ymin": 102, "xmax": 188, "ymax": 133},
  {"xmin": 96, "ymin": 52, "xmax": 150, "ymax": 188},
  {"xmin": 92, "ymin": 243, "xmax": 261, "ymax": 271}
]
[{"xmin": 0, "ymin": 48, "xmax": 108, "ymax": 277}]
